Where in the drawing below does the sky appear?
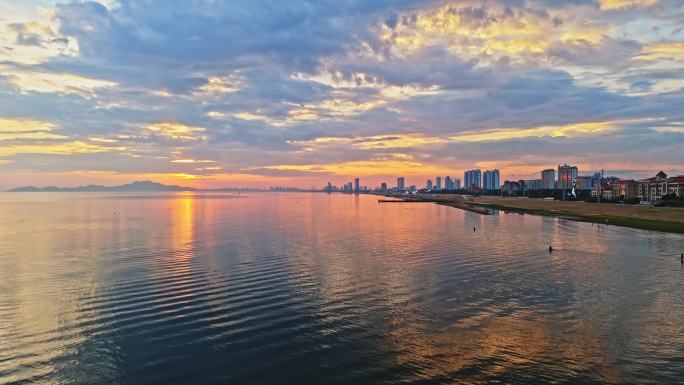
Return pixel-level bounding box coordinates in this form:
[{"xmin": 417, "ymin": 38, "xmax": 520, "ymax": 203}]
[{"xmin": 0, "ymin": 0, "xmax": 683, "ymax": 190}]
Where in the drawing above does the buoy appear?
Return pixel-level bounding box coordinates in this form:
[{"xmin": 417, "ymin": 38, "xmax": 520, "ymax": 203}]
[{"xmin": 549, "ymin": 246, "xmax": 553, "ymax": 252}]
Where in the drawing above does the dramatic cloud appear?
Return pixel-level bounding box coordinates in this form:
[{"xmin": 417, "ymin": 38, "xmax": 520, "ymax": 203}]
[{"xmin": 0, "ymin": 0, "xmax": 682, "ymax": 189}]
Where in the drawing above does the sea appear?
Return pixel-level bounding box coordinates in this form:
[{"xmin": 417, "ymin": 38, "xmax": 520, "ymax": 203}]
[{"xmin": 1, "ymin": 192, "xmax": 683, "ymax": 384}]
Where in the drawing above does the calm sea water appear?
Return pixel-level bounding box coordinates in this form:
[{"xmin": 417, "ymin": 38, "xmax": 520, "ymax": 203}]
[{"xmin": 1, "ymin": 192, "xmax": 683, "ymax": 384}]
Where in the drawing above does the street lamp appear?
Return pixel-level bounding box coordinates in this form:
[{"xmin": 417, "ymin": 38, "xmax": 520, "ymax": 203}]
[{"xmin": 597, "ymin": 169, "xmax": 604, "ymax": 204}]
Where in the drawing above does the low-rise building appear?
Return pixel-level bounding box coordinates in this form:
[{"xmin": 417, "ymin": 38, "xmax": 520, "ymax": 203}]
[
  {"xmin": 668, "ymin": 176, "xmax": 684, "ymax": 197},
  {"xmin": 638, "ymin": 172, "xmax": 684, "ymax": 201},
  {"xmin": 576, "ymin": 176, "xmax": 594, "ymax": 190},
  {"xmin": 639, "ymin": 171, "xmax": 669, "ymax": 201},
  {"xmin": 503, "ymin": 180, "xmax": 522, "ymax": 194},
  {"xmin": 523, "ymin": 179, "xmax": 543, "ymax": 191},
  {"xmin": 616, "ymin": 180, "xmax": 639, "ymax": 199},
  {"xmin": 592, "ymin": 182, "xmax": 615, "ymax": 200}
]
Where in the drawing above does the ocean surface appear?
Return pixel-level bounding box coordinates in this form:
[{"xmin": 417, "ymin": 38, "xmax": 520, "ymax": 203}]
[{"xmin": 1, "ymin": 192, "xmax": 683, "ymax": 385}]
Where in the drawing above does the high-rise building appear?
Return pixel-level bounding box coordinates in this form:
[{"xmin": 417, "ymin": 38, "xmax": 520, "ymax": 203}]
[
  {"xmin": 483, "ymin": 169, "xmax": 500, "ymax": 190},
  {"xmin": 464, "ymin": 169, "xmax": 482, "ymax": 190},
  {"xmin": 435, "ymin": 176, "xmax": 442, "ymax": 190},
  {"xmin": 409, "ymin": 185, "xmax": 416, "ymax": 192},
  {"xmin": 397, "ymin": 177, "xmax": 405, "ymax": 191},
  {"xmin": 426, "ymin": 179, "xmax": 433, "ymax": 190},
  {"xmin": 453, "ymin": 179, "xmax": 461, "ymax": 189},
  {"xmin": 354, "ymin": 177, "xmax": 360, "ymax": 193},
  {"xmin": 380, "ymin": 182, "xmax": 387, "ymax": 192},
  {"xmin": 541, "ymin": 169, "xmax": 555, "ymax": 189},
  {"xmin": 347, "ymin": 182, "xmax": 353, "ymax": 192},
  {"xmin": 445, "ymin": 176, "xmax": 453, "ymax": 190},
  {"xmin": 558, "ymin": 164, "xmax": 579, "ymax": 190}
]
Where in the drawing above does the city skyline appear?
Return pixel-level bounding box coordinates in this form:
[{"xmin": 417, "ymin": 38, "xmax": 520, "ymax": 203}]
[
  {"xmin": 1, "ymin": 1, "xmax": 684, "ymax": 190},
  {"xmin": 9, "ymin": 162, "xmax": 677, "ymax": 192},
  {"xmin": 321, "ymin": 163, "xmax": 683, "ymax": 193}
]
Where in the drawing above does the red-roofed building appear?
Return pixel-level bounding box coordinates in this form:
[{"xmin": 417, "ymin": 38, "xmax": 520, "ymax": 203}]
[
  {"xmin": 667, "ymin": 176, "xmax": 684, "ymax": 197},
  {"xmin": 638, "ymin": 172, "xmax": 684, "ymax": 201}
]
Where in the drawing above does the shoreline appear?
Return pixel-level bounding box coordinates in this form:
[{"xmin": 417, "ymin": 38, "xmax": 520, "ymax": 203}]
[
  {"xmin": 469, "ymin": 199, "xmax": 684, "ymax": 234},
  {"xmin": 378, "ymin": 193, "xmax": 684, "ymax": 234}
]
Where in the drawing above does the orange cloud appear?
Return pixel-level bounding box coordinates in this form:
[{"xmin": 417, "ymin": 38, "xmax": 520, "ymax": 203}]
[
  {"xmin": 144, "ymin": 122, "xmax": 206, "ymax": 141},
  {"xmin": 0, "ymin": 118, "xmax": 66, "ymax": 140},
  {"xmin": 600, "ymin": 0, "xmax": 658, "ymax": 10},
  {"xmin": 633, "ymin": 42, "xmax": 684, "ymax": 62},
  {"xmin": 383, "ymin": 3, "xmax": 607, "ymax": 64},
  {"xmin": 4, "ymin": 71, "xmax": 117, "ymax": 96}
]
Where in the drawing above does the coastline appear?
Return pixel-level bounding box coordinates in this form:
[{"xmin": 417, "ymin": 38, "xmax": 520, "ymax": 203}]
[
  {"xmin": 469, "ymin": 197, "xmax": 684, "ymax": 234},
  {"xmin": 379, "ymin": 193, "xmax": 684, "ymax": 234}
]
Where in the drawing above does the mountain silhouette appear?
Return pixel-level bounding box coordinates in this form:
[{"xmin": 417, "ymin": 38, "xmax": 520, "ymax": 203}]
[{"xmin": 8, "ymin": 180, "xmax": 196, "ymax": 192}]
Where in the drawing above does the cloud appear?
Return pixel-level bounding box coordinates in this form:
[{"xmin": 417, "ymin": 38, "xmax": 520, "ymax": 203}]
[
  {"xmin": 143, "ymin": 122, "xmax": 206, "ymax": 141},
  {"xmin": 599, "ymin": 0, "xmax": 659, "ymax": 10},
  {"xmin": 0, "ymin": 0, "xmax": 682, "ymax": 189},
  {"xmin": 0, "ymin": 117, "xmax": 64, "ymax": 140},
  {"xmin": 0, "ymin": 13, "xmax": 78, "ymax": 65},
  {"xmin": 3, "ymin": 69, "xmax": 117, "ymax": 96},
  {"xmin": 633, "ymin": 41, "xmax": 684, "ymax": 61},
  {"xmin": 170, "ymin": 159, "xmax": 215, "ymax": 164}
]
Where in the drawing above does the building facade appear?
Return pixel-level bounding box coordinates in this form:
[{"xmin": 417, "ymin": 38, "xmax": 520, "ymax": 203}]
[
  {"xmin": 592, "ymin": 182, "xmax": 615, "ymax": 200},
  {"xmin": 541, "ymin": 169, "xmax": 555, "ymax": 189},
  {"xmin": 464, "ymin": 169, "xmax": 482, "ymax": 190},
  {"xmin": 503, "ymin": 180, "xmax": 521, "ymax": 194},
  {"xmin": 435, "ymin": 176, "xmax": 442, "ymax": 190},
  {"xmin": 557, "ymin": 164, "xmax": 578, "ymax": 190},
  {"xmin": 616, "ymin": 180, "xmax": 639, "ymax": 199},
  {"xmin": 523, "ymin": 179, "xmax": 543, "ymax": 191},
  {"xmin": 576, "ymin": 176, "xmax": 592, "ymax": 190},
  {"xmin": 453, "ymin": 179, "xmax": 461, "ymax": 190},
  {"xmin": 426, "ymin": 179, "xmax": 433, "ymax": 190},
  {"xmin": 483, "ymin": 169, "xmax": 500, "ymax": 190},
  {"xmin": 354, "ymin": 178, "xmax": 360, "ymax": 193},
  {"xmin": 638, "ymin": 171, "xmax": 684, "ymax": 201},
  {"xmin": 397, "ymin": 177, "xmax": 405, "ymax": 191}
]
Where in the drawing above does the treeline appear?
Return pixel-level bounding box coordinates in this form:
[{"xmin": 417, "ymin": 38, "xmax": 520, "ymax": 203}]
[{"xmin": 423, "ymin": 189, "xmax": 683, "ymax": 206}]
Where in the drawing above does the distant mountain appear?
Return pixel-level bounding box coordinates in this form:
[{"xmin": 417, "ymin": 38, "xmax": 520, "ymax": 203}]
[{"xmin": 8, "ymin": 180, "xmax": 197, "ymax": 192}]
